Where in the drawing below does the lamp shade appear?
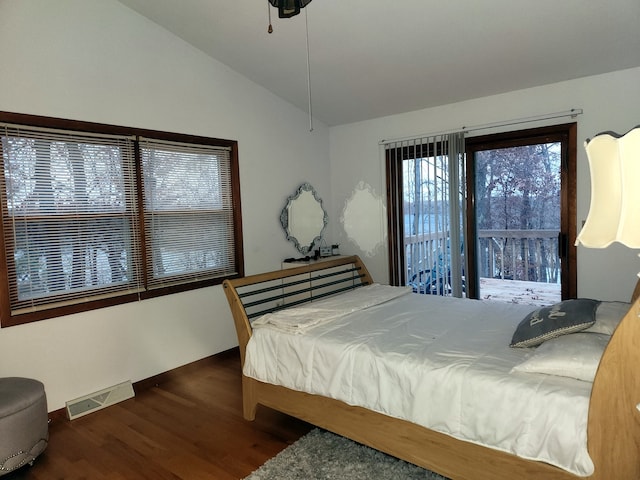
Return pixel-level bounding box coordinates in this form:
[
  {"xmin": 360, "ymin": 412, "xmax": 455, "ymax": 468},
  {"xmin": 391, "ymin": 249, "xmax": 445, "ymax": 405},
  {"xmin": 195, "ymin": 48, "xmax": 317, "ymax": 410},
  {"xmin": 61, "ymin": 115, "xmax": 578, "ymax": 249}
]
[
  {"xmin": 575, "ymin": 126, "xmax": 640, "ymax": 248},
  {"xmin": 268, "ymin": 0, "xmax": 312, "ymax": 18}
]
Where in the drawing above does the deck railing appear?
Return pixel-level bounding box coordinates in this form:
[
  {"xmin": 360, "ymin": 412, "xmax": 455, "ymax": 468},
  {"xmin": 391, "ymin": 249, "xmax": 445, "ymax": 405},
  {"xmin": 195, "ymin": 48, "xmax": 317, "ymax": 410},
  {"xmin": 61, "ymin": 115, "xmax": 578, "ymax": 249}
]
[
  {"xmin": 476, "ymin": 229, "xmax": 560, "ymax": 283},
  {"xmin": 405, "ymin": 229, "xmax": 560, "ymax": 287}
]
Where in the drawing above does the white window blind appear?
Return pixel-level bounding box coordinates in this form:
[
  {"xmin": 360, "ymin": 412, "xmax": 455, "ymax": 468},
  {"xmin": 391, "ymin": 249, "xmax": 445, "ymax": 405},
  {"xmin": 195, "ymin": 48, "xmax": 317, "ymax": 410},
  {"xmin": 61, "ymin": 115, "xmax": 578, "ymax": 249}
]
[
  {"xmin": 0, "ymin": 123, "xmax": 142, "ymax": 314},
  {"xmin": 385, "ymin": 132, "xmax": 466, "ymax": 297},
  {"xmin": 140, "ymin": 137, "xmax": 237, "ymax": 289}
]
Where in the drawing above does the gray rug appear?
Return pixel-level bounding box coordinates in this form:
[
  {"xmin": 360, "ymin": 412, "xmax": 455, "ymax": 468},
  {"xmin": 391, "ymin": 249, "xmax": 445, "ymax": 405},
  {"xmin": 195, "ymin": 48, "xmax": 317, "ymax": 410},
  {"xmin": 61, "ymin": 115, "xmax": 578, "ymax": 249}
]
[{"xmin": 245, "ymin": 429, "xmax": 450, "ymax": 479}]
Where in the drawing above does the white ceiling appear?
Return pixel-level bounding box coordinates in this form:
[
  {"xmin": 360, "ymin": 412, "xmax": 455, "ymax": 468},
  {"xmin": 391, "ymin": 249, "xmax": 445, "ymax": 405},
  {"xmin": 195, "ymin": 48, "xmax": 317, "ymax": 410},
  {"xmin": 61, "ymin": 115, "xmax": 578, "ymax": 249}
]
[{"xmin": 117, "ymin": 0, "xmax": 640, "ymax": 126}]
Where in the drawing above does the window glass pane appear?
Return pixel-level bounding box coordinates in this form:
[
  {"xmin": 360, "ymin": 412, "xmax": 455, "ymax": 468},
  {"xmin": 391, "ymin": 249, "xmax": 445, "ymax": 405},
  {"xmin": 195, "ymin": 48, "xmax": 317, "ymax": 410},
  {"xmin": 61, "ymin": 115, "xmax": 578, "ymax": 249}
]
[
  {"xmin": 143, "ymin": 149, "xmax": 223, "ymax": 210},
  {"xmin": 149, "ymin": 213, "xmax": 233, "ymax": 279},
  {"xmin": 473, "ymin": 143, "xmax": 561, "ymax": 303},
  {"xmin": 13, "ymin": 218, "xmax": 135, "ymax": 302},
  {"xmin": 3, "ymin": 138, "xmax": 128, "ymax": 214},
  {"xmin": 140, "ymin": 138, "xmax": 236, "ymax": 288},
  {"xmin": 1, "ymin": 125, "xmax": 141, "ymax": 314}
]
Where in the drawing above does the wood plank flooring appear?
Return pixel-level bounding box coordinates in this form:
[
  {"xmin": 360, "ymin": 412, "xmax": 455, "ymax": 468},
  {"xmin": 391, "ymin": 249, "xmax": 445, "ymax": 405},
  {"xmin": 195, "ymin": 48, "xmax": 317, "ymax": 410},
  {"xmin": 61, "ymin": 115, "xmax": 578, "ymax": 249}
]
[{"xmin": 6, "ymin": 349, "xmax": 312, "ymax": 480}]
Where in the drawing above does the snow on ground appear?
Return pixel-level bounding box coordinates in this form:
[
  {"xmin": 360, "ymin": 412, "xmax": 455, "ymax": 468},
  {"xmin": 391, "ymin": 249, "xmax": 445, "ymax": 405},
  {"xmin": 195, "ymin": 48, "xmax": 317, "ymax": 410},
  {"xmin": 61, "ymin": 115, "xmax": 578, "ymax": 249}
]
[{"xmin": 479, "ymin": 277, "xmax": 561, "ymax": 307}]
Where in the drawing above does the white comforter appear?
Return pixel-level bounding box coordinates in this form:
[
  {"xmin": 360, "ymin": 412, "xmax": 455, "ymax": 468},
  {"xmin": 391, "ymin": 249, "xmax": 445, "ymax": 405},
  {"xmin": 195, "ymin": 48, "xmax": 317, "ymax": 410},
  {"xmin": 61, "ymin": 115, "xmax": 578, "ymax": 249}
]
[{"xmin": 244, "ymin": 286, "xmax": 594, "ymax": 476}]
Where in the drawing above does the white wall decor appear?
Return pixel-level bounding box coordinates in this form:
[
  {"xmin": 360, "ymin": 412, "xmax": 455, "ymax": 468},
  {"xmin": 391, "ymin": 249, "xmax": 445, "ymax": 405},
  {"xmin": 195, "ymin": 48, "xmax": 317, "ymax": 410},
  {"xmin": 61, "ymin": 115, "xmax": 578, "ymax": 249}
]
[{"xmin": 340, "ymin": 182, "xmax": 386, "ymax": 257}]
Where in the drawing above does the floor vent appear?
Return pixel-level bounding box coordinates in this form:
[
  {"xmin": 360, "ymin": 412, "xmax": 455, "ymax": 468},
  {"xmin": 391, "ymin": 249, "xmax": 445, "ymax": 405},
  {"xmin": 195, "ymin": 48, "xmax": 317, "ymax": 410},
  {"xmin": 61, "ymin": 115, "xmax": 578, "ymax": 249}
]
[{"xmin": 65, "ymin": 381, "xmax": 135, "ymax": 420}]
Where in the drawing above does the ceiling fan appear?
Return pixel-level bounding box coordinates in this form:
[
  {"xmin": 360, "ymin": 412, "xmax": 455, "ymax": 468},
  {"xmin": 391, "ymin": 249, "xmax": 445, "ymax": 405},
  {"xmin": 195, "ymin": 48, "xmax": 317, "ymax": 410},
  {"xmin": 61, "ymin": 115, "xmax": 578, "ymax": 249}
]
[{"xmin": 268, "ymin": 0, "xmax": 312, "ymax": 18}]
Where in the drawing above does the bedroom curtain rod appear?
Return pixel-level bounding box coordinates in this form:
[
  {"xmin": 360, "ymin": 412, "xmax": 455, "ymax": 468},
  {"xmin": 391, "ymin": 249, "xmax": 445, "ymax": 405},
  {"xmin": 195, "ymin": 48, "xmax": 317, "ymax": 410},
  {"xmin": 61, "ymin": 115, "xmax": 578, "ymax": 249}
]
[{"xmin": 378, "ymin": 108, "xmax": 583, "ymax": 145}]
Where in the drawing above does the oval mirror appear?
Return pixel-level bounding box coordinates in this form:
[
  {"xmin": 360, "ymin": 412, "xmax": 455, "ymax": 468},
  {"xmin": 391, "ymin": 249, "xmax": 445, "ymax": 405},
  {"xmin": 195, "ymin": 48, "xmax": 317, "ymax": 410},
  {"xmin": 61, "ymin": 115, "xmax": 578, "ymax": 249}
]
[{"xmin": 280, "ymin": 183, "xmax": 328, "ymax": 255}]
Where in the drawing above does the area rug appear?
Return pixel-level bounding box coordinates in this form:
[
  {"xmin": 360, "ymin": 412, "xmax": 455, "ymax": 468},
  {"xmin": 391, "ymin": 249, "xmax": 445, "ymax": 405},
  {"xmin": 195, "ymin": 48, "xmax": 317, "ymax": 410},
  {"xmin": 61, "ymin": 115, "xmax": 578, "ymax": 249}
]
[{"xmin": 244, "ymin": 429, "xmax": 449, "ymax": 479}]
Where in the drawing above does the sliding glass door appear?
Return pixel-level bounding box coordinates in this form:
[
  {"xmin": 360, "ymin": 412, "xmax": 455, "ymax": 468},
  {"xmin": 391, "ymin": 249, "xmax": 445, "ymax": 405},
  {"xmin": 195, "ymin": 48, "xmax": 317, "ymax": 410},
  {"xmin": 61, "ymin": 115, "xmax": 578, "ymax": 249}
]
[
  {"xmin": 386, "ymin": 123, "xmax": 577, "ymax": 305},
  {"xmin": 465, "ymin": 124, "xmax": 577, "ymax": 302}
]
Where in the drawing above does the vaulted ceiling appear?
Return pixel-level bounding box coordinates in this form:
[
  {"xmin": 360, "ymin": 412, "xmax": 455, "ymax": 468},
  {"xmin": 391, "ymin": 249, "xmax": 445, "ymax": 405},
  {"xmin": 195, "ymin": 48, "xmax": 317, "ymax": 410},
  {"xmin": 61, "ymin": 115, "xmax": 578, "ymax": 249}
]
[{"xmin": 117, "ymin": 0, "xmax": 640, "ymax": 126}]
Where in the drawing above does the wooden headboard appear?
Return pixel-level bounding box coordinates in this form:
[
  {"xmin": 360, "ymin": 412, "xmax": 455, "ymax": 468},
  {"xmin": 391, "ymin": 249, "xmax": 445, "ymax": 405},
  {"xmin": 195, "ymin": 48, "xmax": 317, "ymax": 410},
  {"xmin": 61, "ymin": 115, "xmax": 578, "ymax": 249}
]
[{"xmin": 223, "ymin": 255, "xmax": 374, "ymax": 364}]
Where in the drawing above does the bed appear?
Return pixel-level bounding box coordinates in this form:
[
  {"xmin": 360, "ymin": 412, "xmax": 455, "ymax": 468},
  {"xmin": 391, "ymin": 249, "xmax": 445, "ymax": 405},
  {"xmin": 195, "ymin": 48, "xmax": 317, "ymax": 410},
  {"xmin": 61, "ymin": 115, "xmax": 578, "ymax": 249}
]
[{"xmin": 222, "ymin": 255, "xmax": 640, "ymax": 480}]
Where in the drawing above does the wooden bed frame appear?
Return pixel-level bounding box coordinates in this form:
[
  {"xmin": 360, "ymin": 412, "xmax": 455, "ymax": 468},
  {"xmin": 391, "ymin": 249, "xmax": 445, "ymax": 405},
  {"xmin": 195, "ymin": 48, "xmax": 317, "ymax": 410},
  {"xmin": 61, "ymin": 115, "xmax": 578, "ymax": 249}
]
[{"xmin": 223, "ymin": 255, "xmax": 640, "ymax": 480}]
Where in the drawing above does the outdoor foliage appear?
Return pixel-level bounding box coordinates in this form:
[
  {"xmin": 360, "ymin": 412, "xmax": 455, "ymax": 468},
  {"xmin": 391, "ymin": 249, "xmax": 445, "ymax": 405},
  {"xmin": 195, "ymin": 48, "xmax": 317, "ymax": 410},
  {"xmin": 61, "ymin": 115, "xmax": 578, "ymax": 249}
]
[
  {"xmin": 475, "ymin": 144, "xmax": 560, "ymax": 231},
  {"xmin": 475, "ymin": 143, "xmax": 561, "ymax": 282}
]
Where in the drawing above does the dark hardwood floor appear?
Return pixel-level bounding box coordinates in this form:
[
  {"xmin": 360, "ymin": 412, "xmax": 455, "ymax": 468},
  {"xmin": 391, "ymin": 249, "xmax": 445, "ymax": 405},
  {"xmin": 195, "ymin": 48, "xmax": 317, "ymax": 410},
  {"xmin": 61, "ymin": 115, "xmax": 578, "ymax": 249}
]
[{"xmin": 6, "ymin": 349, "xmax": 312, "ymax": 480}]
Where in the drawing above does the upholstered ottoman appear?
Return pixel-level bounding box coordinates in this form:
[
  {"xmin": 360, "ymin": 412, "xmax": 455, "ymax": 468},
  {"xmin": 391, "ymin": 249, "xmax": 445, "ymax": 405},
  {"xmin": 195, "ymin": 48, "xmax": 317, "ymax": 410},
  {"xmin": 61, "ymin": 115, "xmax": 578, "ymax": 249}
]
[{"xmin": 0, "ymin": 378, "xmax": 48, "ymax": 476}]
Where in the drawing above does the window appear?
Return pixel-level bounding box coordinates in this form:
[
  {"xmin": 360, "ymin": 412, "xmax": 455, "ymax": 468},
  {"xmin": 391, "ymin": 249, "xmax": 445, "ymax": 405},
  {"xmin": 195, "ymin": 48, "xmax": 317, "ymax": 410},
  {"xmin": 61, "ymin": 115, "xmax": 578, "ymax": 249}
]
[
  {"xmin": 0, "ymin": 112, "xmax": 243, "ymax": 326},
  {"xmin": 140, "ymin": 138, "xmax": 237, "ymax": 289},
  {"xmin": 385, "ymin": 133, "xmax": 465, "ymax": 297},
  {"xmin": 385, "ymin": 124, "xmax": 577, "ymax": 304},
  {"xmin": 465, "ymin": 124, "xmax": 576, "ymax": 301}
]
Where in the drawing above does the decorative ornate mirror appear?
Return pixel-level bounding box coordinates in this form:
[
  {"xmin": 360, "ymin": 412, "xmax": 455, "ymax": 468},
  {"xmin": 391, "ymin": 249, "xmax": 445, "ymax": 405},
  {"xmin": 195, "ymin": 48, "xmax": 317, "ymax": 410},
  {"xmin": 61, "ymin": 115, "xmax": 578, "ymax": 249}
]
[{"xmin": 280, "ymin": 183, "xmax": 328, "ymax": 255}]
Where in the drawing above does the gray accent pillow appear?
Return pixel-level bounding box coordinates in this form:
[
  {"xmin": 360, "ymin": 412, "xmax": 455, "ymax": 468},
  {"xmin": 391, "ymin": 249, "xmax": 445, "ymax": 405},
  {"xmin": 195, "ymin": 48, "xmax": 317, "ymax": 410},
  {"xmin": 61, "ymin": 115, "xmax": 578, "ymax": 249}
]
[{"xmin": 510, "ymin": 298, "xmax": 600, "ymax": 348}]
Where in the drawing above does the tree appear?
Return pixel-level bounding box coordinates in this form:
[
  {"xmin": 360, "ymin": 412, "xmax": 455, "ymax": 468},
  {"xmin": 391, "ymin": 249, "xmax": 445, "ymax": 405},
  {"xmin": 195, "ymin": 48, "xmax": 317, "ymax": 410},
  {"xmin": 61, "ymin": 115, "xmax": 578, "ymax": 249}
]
[{"xmin": 474, "ymin": 143, "xmax": 560, "ymax": 281}]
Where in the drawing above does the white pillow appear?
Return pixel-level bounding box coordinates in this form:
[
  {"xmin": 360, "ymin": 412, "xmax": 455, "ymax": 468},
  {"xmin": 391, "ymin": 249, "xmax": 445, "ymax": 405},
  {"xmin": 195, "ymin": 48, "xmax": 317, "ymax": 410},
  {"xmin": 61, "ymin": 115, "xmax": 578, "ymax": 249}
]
[
  {"xmin": 510, "ymin": 332, "xmax": 610, "ymax": 382},
  {"xmin": 583, "ymin": 301, "xmax": 630, "ymax": 335}
]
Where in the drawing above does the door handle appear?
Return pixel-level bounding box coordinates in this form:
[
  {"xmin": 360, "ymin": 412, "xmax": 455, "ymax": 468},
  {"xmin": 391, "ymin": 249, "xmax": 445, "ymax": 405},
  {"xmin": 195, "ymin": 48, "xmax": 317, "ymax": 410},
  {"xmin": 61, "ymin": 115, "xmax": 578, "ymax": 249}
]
[{"xmin": 558, "ymin": 232, "xmax": 568, "ymax": 258}]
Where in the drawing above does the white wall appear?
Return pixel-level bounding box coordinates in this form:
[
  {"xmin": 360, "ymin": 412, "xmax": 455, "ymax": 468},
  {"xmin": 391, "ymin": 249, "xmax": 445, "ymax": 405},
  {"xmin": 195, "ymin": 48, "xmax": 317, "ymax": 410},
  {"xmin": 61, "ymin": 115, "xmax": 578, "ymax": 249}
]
[
  {"xmin": 0, "ymin": 0, "xmax": 330, "ymax": 410},
  {"xmin": 2, "ymin": 0, "xmax": 638, "ymax": 413},
  {"xmin": 330, "ymin": 67, "xmax": 640, "ymax": 301}
]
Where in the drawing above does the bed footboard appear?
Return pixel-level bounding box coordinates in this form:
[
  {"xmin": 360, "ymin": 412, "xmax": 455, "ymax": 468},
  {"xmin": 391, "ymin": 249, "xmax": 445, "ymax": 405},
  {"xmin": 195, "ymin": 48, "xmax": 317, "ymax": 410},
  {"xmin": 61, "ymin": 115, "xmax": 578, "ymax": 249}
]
[{"xmin": 586, "ymin": 292, "xmax": 640, "ymax": 479}]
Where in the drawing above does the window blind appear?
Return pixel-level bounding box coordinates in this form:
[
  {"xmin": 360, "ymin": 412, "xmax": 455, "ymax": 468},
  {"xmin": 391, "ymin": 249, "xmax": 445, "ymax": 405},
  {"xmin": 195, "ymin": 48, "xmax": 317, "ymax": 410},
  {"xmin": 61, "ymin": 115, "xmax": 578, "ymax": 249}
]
[
  {"xmin": 139, "ymin": 137, "xmax": 237, "ymax": 289},
  {"xmin": 385, "ymin": 132, "xmax": 466, "ymax": 297},
  {"xmin": 0, "ymin": 123, "xmax": 142, "ymax": 314}
]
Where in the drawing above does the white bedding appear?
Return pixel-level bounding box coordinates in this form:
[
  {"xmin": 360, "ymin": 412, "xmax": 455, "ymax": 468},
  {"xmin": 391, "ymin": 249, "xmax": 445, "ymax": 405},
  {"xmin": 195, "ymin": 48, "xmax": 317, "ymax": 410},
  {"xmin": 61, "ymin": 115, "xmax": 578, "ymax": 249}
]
[
  {"xmin": 243, "ymin": 287, "xmax": 595, "ymax": 476},
  {"xmin": 252, "ymin": 284, "xmax": 413, "ymax": 333}
]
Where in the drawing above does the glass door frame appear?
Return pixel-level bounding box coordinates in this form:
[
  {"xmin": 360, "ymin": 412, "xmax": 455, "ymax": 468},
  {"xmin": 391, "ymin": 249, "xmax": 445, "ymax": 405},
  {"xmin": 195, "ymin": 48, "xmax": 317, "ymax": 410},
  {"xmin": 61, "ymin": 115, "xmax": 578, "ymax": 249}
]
[{"xmin": 464, "ymin": 123, "xmax": 577, "ymax": 300}]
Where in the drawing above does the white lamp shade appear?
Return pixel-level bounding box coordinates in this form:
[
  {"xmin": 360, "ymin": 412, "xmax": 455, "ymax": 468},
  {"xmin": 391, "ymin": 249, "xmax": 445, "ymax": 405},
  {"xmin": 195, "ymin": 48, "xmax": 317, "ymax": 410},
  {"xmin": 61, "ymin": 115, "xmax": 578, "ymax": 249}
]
[{"xmin": 575, "ymin": 126, "xmax": 640, "ymax": 249}]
